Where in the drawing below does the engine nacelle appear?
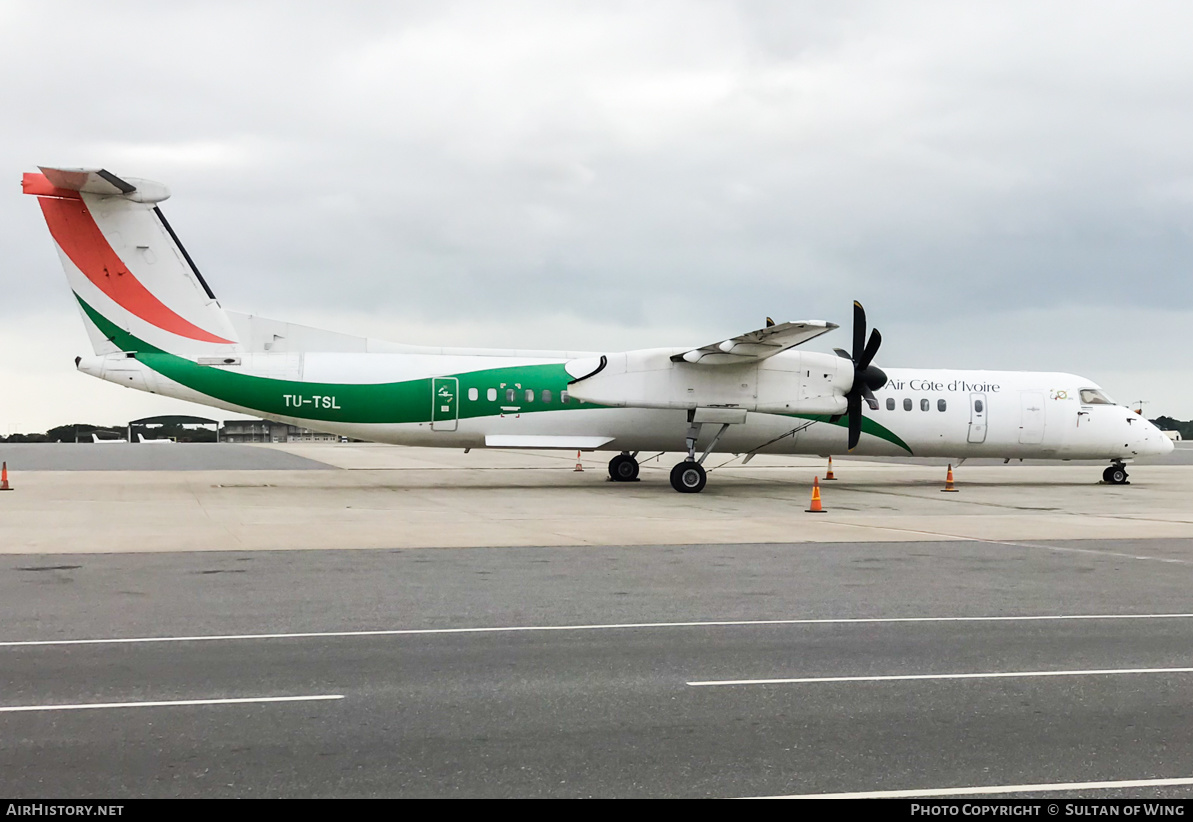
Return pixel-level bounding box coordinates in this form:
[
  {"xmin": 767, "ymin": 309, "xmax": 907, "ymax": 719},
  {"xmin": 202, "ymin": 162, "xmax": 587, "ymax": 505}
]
[{"xmin": 566, "ymin": 348, "xmax": 850, "ymax": 416}]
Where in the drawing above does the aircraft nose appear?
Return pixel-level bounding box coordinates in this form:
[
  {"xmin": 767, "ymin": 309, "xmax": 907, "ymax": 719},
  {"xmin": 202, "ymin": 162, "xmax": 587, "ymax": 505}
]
[{"xmin": 1140, "ymin": 420, "xmax": 1176, "ymax": 457}]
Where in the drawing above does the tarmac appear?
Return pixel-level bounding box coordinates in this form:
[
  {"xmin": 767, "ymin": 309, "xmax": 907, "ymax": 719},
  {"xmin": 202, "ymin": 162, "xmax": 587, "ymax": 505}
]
[
  {"xmin": 1, "ymin": 442, "xmax": 1192, "ymax": 798},
  {"xmin": 0, "ymin": 443, "xmax": 1190, "ymax": 553}
]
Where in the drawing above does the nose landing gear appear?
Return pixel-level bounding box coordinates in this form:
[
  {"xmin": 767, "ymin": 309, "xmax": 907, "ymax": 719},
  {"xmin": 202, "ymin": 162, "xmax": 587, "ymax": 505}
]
[{"xmin": 1102, "ymin": 461, "xmax": 1130, "ymax": 485}]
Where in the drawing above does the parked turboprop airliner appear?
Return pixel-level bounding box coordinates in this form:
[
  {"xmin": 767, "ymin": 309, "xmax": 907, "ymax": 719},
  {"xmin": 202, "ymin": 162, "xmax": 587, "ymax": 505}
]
[{"xmin": 24, "ymin": 167, "xmax": 1173, "ymax": 492}]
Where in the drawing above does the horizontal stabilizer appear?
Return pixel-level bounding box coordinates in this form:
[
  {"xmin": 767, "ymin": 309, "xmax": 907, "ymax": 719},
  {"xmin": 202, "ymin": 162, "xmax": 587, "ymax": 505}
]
[
  {"xmin": 42, "ymin": 167, "xmax": 134, "ymax": 195},
  {"xmin": 24, "ymin": 167, "xmax": 170, "ymax": 203},
  {"xmin": 672, "ymin": 320, "xmax": 838, "ymax": 365}
]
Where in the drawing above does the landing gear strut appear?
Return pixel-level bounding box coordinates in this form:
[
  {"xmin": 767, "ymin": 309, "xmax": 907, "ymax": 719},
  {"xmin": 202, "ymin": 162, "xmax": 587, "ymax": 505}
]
[
  {"xmin": 1103, "ymin": 462, "xmax": 1130, "ymax": 485},
  {"xmin": 668, "ymin": 413, "xmax": 731, "ymax": 493},
  {"xmin": 608, "ymin": 452, "xmax": 640, "ymax": 482}
]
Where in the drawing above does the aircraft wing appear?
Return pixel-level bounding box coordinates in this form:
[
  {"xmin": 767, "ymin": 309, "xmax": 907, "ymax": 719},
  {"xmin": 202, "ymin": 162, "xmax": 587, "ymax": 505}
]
[{"xmin": 670, "ymin": 320, "xmax": 838, "ymax": 365}]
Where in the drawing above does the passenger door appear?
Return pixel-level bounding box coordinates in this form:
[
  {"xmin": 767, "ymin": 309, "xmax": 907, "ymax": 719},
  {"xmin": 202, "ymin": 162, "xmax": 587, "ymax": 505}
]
[
  {"xmin": 1018, "ymin": 391, "xmax": 1046, "ymax": 444},
  {"xmin": 967, "ymin": 393, "xmax": 988, "ymax": 443}
]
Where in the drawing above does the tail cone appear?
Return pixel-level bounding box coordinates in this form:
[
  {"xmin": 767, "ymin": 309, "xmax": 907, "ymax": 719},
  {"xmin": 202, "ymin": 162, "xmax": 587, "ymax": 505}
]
[{"xmin": 806, "ymin": 476, "xmax": 826, "ymax": 513}]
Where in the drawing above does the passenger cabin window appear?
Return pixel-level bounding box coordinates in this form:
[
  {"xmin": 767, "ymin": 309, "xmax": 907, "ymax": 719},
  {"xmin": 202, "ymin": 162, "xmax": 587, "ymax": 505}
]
[
  {"xmin": 468, "ymin": 388, "xmax": 478, "ymax": 402},
  {"xmin": 506, "ymin": 388, "xmax": 516, "ymax": 403},
  {"xmin": 921, "ymin": 398, "xmax": 929, "ymax": 412},
  {"xmin": 561, "ymin": 391, "xmax": 570, "ymax": 404},
  {"xmin": 886, "ymin": 398, "xmax": 895, "ymax": 411},
  {"xmin": 903, "ymin": 398, "xmax": 913, "ymax": 411},
  {"xmin": 938, "ymin": 399, "xmax": 947, "ymax": 412},
  {"xmin": 975, "ymin": 399, "xmax": 984, "ymax": 413},
  {"xmin": 525, "ymin": 389, "xmax": 534, "ymax": 403},
  {"xmin": 1080, "ymin": 388, "xmax": 1114, "ymax": 405},
  {"xmin": 487, "ymin": 388, "xmax": 497, "ymax": 402},
  {"xmin": 542, "ymin": 389, "xmax": 552, "ymax": 404}
]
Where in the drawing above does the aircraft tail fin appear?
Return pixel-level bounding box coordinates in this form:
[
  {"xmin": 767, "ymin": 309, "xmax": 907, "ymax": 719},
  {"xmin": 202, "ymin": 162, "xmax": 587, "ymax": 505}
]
[{"xmin": 23, "ymin": 167, "xmax": 240, "ymax": 357}]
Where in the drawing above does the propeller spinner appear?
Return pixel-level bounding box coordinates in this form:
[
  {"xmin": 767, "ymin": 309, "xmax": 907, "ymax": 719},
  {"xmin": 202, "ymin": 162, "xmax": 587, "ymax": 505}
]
[{"xmin": 832, "ymin": 301, "xmax": 888, "ymax": 451}]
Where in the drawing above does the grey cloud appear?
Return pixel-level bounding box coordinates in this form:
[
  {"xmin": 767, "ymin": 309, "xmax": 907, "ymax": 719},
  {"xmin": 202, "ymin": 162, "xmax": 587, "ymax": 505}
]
[{"xmin": 3, "ymin": 1, "xmax": 1193, "ymax": 366}]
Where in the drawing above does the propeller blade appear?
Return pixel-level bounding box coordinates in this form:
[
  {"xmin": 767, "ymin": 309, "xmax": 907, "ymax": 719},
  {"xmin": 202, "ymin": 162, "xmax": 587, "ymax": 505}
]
[
  {"xmin": 857, "ymin": 328, "xmax": 882, "ymax": 371},
  {"xmin": 833, "ymin": 347, "xmax": 852, "ymax": 360},
  {"xmin": 852, "ymin": 301, "xmax": 866, "ymax": 362},
  {"xmin": 847, "ymin": 391, "xmax": 862, "ymax": 450},
  {"xmin": 765, "ymin": 317, "xmax": 775, "ymax": 328}
]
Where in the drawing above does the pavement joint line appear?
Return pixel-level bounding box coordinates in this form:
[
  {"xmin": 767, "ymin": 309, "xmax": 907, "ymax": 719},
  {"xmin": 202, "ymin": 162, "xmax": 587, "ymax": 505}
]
[
  {"xmin": 975, "ymin": 537, "xmax": 1193, "ymax": 565},
  {"xmin": 688, "ymin": 666, "xmax": 1193, "ymax": 687},
  {"xmin": 3, "ymin": 613, "xmax": 1193, "ymax": 647},
  {"xmin": 822, "ymin": 521, "xmax": 1193, "ymax": 564},
  {"xmin": 0, "ymin": 694, "xmax": 344, "ymax": 713},
  {"xmin": 745, "ymin": 775, "xmax": 1193, "ymax": 799}
]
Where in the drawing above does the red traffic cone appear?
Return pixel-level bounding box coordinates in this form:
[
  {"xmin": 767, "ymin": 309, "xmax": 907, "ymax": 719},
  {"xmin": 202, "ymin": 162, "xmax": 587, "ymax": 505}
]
[
  {"xmin": 806, "ymin": 476, "xmax": 826, "ymax": 513},
  {"xmin": 573, "ymin": 451, "xmax": 584, "ymax": 472},
  {"xmin": 0, "ymin": 462, "xmax": 12, "ymax": 491},
  {"xmin": 824, "ymin": 456, "xmax": 837, "ymax": 480},
  {"xmin": 941, "ymin": 463, "xmax": 958, "ymax": 492}
]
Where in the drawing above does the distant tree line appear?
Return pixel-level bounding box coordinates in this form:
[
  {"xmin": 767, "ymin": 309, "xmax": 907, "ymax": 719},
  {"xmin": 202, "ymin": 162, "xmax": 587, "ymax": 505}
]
[{"xmin": 1, "ymin": 422, "xmax": 218, "ymax": 443}]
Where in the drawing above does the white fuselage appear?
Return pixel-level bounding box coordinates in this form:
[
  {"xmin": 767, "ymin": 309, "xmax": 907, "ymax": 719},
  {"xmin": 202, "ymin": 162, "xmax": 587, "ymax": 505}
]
[{"xmin": 78, "ymin": 349, "xmax": 1174, "ymax": 463}]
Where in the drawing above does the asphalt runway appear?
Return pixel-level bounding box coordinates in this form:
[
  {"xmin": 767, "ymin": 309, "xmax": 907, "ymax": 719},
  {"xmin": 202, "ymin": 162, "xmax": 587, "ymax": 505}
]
[{"xmin": 3, "ymin": 540, "xmax": 1193, "ymax": 798}]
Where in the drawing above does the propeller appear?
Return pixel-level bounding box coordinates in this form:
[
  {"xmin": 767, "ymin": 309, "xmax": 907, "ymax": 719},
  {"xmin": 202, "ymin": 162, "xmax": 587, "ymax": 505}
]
[{"xmin": 832, "ymin": 301, "xmax": 888, "ymax": 450}]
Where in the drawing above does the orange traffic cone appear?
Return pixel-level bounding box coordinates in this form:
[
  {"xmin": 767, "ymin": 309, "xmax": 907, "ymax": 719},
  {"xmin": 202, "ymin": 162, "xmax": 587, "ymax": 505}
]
[
  {"xmin": 824, "ymin": 456, "xmax": 837, "ymax": 480},
  {"xmin": 573, "ymin": 451, "xmax": 584, "ymax": 472},
  {"xmin": 0, "ymin": 462, "xmax": 11, "ymax": 491},
  {"xmin": 806, "ymin": 476, "xmax": 826, "ymax": 513},
  {"xmin": 941, "ymin": 463, "xmax": 958, "ymax": 492}
]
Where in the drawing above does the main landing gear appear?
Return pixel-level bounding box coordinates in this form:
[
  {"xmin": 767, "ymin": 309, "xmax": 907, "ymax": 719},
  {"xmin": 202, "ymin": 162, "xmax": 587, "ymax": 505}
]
[
  {"xmin": 608, "ymin": 452, "xmax": 640, "ymax": 482},
  {"xmin": 669, "ymin": 414, "xmax": 732, "ymax": 493},
  {"xmin": 670, "ymin": 461, "xmax": 706, "ymax": 493},
  {"xmin": 1103, "ymin": 461, "xmax": 1130, "ymax": 485}
]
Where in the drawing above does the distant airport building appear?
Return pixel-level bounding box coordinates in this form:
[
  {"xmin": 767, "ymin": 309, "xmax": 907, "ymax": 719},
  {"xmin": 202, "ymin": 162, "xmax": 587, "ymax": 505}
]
[
  {"xmin": 219, "ymin": 419, "xmax": 341, "ymax": 443},
  {"xmin": 127, "ymin": 415, "xmax": 220, "ymax": 443}
]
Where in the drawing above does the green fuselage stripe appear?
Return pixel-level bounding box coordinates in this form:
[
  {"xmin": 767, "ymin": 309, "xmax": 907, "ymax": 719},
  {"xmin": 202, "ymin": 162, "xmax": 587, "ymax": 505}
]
[{"xmin": 76, "ymin": 293, "xmax": 912, "ymax": 451}]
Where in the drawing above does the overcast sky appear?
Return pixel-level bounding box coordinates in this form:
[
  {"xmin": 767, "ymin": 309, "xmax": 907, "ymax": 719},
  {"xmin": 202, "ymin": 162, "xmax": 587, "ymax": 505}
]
[{"xmin": 3, "ymin": 0, "xmax": 1193, "ymax": 432}]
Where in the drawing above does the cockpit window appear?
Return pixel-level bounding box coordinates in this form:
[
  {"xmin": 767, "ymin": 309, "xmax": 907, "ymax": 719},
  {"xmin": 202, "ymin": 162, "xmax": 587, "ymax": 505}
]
[{"xmin": 1080, "ymin": 388, "xmax": 1115, "ymax": 405}]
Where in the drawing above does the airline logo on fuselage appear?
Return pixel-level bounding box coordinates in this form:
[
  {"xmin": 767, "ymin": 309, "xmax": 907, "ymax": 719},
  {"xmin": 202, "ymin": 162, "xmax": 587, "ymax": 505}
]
[{"xmin": 884, "ymin": 379, "xmax": 1002, "ymax": 393}]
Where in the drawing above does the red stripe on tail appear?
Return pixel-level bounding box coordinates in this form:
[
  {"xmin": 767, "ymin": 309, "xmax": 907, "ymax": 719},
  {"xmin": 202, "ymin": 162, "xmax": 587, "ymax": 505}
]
[
  {"xmin": 38, "ymin": 196, "xmax": 234, "ymax": 345},
  {"xmin": 22, "ymin": 172, "xmax": 81, "ymax": 199}
]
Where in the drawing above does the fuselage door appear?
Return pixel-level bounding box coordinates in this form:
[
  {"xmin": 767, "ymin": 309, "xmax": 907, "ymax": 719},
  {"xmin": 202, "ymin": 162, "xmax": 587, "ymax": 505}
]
[
  {"xmin": 967, "ymin": 393, "xmax": 988, "ymax": 443},
  {"xmin": 1018, "ymin": 391, "xmax": 1046, "ymax": 444},
  {"xmin": 432, "ymin": 377, "xmax": 459, "ymax": 432}
]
